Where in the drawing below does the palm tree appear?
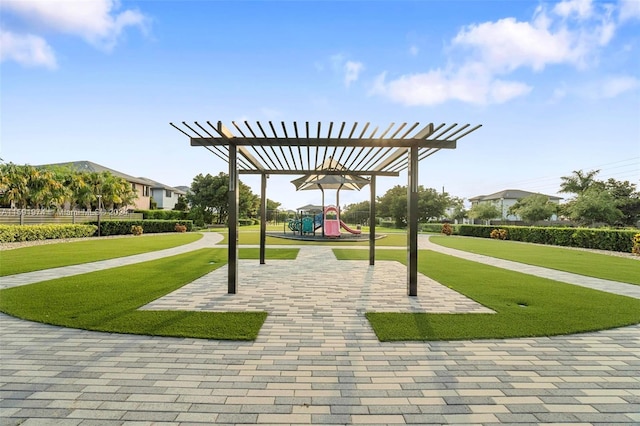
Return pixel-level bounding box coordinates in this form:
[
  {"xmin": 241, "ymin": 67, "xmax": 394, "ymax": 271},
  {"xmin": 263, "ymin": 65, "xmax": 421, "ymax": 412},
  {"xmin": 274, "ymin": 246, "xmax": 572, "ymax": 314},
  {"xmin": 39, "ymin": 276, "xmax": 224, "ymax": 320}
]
[
  {"xmin": 0, "ymin": 163, "xmax": 30, "ymax": 208},
  {"xmin": 559, "ymin": 169, "xmax": 601, "ymax": 195}
]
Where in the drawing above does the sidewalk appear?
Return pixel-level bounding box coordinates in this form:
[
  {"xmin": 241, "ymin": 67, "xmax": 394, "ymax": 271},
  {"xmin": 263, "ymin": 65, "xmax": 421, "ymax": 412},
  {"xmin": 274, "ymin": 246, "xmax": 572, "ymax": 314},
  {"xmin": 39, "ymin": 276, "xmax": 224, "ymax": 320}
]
[{"xmin": 1, "ymin": 233, "xmax": 639, "ymax": 425}]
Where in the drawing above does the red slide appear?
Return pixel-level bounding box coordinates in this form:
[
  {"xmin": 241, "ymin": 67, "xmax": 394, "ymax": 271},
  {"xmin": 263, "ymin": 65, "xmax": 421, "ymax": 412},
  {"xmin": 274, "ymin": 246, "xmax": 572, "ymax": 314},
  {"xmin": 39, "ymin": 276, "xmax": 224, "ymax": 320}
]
[{"xmin": 340, "ymin": 220, "xmax": 361, "ymax": 234}]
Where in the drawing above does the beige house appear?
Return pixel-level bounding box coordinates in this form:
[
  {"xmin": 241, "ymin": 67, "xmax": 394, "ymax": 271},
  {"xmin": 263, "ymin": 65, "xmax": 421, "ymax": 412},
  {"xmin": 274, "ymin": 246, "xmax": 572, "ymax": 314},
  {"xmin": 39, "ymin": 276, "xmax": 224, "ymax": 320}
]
[{"xmin": 43, "ymin": 161, "xmax": 152, "ymax": 211}]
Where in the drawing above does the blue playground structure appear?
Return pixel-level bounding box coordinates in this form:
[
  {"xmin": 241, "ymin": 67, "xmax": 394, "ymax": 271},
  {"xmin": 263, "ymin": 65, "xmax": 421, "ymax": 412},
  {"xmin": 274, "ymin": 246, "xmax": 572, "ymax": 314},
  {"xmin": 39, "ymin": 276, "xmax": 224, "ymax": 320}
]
[{"xmin": 287, "ymin": 206, "xmax": 361, "ymax": 238}]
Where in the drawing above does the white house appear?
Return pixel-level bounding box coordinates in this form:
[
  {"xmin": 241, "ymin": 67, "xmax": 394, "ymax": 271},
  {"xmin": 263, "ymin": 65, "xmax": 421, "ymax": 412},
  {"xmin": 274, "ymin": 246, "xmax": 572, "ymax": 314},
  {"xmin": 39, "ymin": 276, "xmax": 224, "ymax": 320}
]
[
  {"xmin": 469, "ymin": 189, "xmax": 562, "ymax": 221},
  {"xmin": 141, "ymin": 178, "xmax": 186, "ymax": 210}
]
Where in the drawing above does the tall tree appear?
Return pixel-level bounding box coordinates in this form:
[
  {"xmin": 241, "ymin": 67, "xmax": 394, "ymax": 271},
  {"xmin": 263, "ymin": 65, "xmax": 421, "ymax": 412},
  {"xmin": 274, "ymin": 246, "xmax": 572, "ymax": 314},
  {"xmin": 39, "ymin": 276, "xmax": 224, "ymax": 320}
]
[
  {"xmin": 187, "ymin": 172, "xmax": 259, "ymax": 224},
  {"xmin": 377, "ymin": 185, "xmax": 450, "ymax": 227},
  {"xmin": 468, "ymin": 203, "xmax": 501, "ymax": 224},
  {"xmin": 0, "ymin": 163, "xmax": 30, "ymax": 208},
  {"xmin": 341, "ymin": 200, "xmax": 371, "ymax": 225},
  {"xmin": 568, "ymin": 187, "xmax": 623, "ymax": 226},
  {"xmin": 559, "ymin": 169, "xmax": 601, "ymax": 195},
  {"xmin": 508, "ymin": 194, "xmax": 558, "ymax": 223},
  {"xmin": 446, "ymin": 196, "xmax": 467, "ymax": 222}
]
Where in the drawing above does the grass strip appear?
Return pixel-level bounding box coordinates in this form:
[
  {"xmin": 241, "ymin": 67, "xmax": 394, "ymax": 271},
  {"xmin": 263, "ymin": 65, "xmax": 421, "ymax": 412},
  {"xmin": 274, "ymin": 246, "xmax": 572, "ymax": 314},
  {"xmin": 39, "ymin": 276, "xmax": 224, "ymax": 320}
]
[
  {"xmin": 1, "ymin": 233, "xmax": 203, "ymax": 276},
  {"xmin": 333, "ymin": 248, "xmax": 640, "ymax": 341},
  {"xmin": 430, "ymin": 235, "xmax": 640, "ymax": 285},
  {"xmin": 0, "ymin": 247, "xmax": 297, "ymax": 340},
  {"xmin": 216, "ymin": 230, "xmax": 407, "ymax": 246}
]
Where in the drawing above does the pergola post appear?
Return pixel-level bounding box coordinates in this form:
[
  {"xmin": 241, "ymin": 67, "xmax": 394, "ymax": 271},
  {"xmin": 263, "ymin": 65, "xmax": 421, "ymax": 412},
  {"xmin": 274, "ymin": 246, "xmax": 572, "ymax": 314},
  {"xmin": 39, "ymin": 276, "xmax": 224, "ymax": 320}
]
[
  {"xmin": 369, "ymin": 175, "xmax": 376, "ymax": 266},
  {"xmin": 228, "ymin": 142, "xmax": 239, "ymax": 294},
  {"xmin": 407, "ymin": 145, "xmax": 419, "ymax": 296},
  {"xmin": 260, "ymin": 173, "xmax": 267, "ymax": 265}
]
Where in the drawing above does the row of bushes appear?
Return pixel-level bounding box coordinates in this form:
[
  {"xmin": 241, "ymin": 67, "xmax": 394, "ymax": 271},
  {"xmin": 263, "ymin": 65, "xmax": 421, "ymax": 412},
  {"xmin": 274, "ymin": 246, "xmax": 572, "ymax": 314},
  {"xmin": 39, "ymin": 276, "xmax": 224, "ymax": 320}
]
[
  {"xmin": 0, "ymin": 224, "xmax": 97, "ymax": 243},
  {"xmin": 456, "ymin": 225, "xmax": 637, "ymax": 252},
  {"xmin": 89, "ymin": 220, "xmax": 194, "ymax": 236},
  {"xmin": 135, "ymin": 210, "xmax": 188, "ymax": 220}
]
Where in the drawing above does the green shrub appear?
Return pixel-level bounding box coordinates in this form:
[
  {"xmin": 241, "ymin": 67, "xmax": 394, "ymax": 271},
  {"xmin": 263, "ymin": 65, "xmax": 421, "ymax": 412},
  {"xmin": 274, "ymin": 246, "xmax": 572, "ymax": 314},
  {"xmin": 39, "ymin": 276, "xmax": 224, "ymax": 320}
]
[
  {"xmin": 90, "ymin": 220, "xmax": 194, "ymax": 236},
  {"xmin": 458, "ymin": 224, "xmax": 636, "ymax": 252},
  {"xmin": 420, "ymin": 223, "xmax": 443, "ymax": 233},
  {"xmin": 0, "ymin": 224, "xmax": 97, "ymax": 243},
  {"xmin": 238, "ymin": 218, "xmax": 254, "ymax": 226},
  {"xmin": 136, "ymin": 210, "xmax": 188, "ymax": 220},
  {"xmin": 379, "ymin": 220, "xmax": 395, "ymax": 228}
]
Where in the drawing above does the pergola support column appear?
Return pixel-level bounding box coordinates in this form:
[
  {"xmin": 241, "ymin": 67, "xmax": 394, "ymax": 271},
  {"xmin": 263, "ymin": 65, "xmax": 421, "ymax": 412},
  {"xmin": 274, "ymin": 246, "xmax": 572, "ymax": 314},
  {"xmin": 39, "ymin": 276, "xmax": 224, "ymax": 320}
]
[
  {"xmin": 260, "ymin": 173, "xmax": 267, "ymax": 265},
  {"xmin": 369, "ymin": 175, "xmax": 376, "ymax": 266},
  {"xmin": 228, "ymin": 143, "xmax": 239, "ymax": 294},
  {"xmin": 407, "ymin": 145, "xmax": 418, "ymax": 296}
]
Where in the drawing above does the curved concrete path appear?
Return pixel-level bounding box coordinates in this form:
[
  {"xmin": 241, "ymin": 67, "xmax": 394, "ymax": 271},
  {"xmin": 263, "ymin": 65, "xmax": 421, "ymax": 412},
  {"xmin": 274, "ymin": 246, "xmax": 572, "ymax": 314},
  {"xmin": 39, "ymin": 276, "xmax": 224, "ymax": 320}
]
[{"xmin": 1, "ymin": 233, "xmax": 639, "ymax": 425}]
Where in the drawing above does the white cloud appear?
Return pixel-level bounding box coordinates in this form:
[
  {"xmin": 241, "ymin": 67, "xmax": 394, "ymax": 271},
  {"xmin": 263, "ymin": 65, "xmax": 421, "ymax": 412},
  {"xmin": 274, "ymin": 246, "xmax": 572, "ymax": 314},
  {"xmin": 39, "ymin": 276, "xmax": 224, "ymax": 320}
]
[
  {"xmin": 371, "ymin": 0, "xmax": 630, "ymax": 106},
  {"xmin": 1, "ymin": 0, "xmax": 148, "ymax": 68},
  {"xmin": 344, "ymin": 61, "xmax": 364, "ymax": 87},
  {"xmin": 0, "ymin": 30, "xmax": 57, "ymax": 69},
  {"xmin": 327, "ymin": 54, "xmax": 364, "ymax": 88},
  {"xmin": 370, "ymin": 67, "xmax": 531, "ymax": 106},
  {"xmin": 599, "ymin": 75, "xmax": 639, "ymax": 98},
  {"xmin": 554, "ymin": 0, "xmax": 593, "ymax": 20},
  {"xmin": 619, "ymin": 0, "xmax": 640, "ymax": 21}
]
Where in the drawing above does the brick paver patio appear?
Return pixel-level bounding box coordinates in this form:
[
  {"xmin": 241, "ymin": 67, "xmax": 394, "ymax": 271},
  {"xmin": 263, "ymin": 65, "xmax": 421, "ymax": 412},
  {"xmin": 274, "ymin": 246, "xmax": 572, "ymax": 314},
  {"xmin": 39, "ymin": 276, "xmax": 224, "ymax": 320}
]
[{"xmin": 1, "ymin": 233, "xmax": 639, "ymax": 425}]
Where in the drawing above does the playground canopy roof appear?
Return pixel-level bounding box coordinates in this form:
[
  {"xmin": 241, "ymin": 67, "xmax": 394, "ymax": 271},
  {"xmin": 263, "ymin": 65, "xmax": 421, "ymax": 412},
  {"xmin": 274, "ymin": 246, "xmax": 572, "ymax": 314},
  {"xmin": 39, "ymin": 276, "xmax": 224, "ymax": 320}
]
[
  {"xmin": 170, "ymin": 121, "xmax": 482, "ymax": 177},
  {"xmin": 290, "ymin": 158, "xmax": 370, "ymax": 191}
]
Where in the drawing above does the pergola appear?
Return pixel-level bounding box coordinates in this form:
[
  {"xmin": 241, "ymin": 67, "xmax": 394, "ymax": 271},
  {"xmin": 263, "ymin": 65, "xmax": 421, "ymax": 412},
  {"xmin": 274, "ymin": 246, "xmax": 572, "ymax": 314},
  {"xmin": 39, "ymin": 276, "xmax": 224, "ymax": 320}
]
[{"xmin": 171, "ymin": 120, "xmax": 481, "ymax": 296}]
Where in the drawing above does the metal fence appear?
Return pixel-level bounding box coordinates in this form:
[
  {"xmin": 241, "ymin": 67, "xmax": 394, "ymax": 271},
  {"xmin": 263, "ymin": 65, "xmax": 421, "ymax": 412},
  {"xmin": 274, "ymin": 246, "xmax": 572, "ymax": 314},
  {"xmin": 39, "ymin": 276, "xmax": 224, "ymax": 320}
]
[{"xmin": 0, "ymin": 209, "xmax": 143, "ymax": 225}]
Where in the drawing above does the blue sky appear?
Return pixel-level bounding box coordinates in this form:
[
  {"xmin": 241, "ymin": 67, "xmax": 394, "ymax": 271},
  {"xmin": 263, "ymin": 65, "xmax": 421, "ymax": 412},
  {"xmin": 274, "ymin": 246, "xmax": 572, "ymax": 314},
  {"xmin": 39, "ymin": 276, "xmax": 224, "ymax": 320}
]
[{"xmin": 1, "ymin": 0, "xmax": 639, "ymax": 210}]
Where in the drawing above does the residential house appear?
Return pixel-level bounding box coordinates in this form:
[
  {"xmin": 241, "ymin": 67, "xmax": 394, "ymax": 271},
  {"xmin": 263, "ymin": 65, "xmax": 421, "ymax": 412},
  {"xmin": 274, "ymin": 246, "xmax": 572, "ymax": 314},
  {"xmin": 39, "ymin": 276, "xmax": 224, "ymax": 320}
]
[
  {"xmin": 469, "ymin": 189, "xmax": 562, "ymax": 222},
  {"xmin": 141, "ymin": 178, "xmax": 186, "ymax": 210},
  {"xmin": 42, "ymin": 161, "xmax": 153, "ymax": 211}
]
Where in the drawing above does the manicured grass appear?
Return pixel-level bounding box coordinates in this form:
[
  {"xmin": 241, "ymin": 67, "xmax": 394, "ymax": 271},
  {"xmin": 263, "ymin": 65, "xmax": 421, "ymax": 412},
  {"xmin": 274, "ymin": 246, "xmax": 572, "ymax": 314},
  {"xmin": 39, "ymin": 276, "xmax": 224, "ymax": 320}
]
[
  {"xmin": 333, "ymin": 249, "xmax": 640, "ymax": 341},
  {"xmin": 0, "ymin": 233, "xmax": 203, "ymax": 277},
  {"xmin": 0, "ymin": 248, "xmax": 297, "ymax": 340},
  {"xmin": 215, "ymin": 229, "xmax": 407, "ymax": 246},
  {"xmin": 430, "ymin": 235, "xmax": 640, "ymax": 285}
]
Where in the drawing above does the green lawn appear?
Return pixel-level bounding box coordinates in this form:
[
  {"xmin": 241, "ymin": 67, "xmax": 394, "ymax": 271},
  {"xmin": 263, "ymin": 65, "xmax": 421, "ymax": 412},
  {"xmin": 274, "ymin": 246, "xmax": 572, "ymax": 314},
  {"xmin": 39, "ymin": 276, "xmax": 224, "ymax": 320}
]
[
  {"xmin": 0, "ymin": 248, "xmax": 298, "ymax": 340},
  {"xmin": 0, "ymin": 233, "xmax": 203, "ymax": 277},
  {"xmin": 430, "ymin": 235, "xmax": 640, "ymax": 285},
  {"xmin": 333, "ymin": 248, "xmax": 640, "ymax": 341},
  {"xmin": 215, "ymin": 229, "xmax": 407, "ymax": 246}
]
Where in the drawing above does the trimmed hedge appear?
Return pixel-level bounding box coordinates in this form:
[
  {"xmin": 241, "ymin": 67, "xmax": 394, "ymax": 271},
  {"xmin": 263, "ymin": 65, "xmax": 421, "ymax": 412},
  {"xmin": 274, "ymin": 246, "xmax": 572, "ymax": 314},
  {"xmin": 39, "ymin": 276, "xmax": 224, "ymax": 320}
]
[
  {"xmin": 0, "ymin": 224, "xmax": 97, "ymax": 243},
  {"xmin": 135, "ymin": 210, "xmax": 188, "ymax": 220},
  {"xmin": 458, "ymin": 225, "xmax": 637, "ymax": 252},
  {"xmin": 89, "ymin": 220, "xmax": 194, "ymax": 236}
]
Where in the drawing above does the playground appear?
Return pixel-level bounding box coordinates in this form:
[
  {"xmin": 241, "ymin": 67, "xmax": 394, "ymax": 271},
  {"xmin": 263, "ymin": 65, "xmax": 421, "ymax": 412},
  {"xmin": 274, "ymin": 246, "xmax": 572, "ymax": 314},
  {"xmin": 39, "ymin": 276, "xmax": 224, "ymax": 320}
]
[{"xmin": 275, "ymin": 204, "xmax": 384, "ymax": 242}]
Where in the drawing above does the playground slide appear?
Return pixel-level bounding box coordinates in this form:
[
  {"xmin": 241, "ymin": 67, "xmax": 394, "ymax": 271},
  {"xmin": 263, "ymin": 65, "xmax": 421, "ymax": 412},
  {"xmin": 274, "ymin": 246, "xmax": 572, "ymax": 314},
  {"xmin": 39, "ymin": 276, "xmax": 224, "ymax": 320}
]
[
  {"xmin": 324, "ymin": 220, "xmax": 340, "ymax": 237},
  {"xmin": 340, "ymin": 220, "xmax": 361, "ymax": 234}
]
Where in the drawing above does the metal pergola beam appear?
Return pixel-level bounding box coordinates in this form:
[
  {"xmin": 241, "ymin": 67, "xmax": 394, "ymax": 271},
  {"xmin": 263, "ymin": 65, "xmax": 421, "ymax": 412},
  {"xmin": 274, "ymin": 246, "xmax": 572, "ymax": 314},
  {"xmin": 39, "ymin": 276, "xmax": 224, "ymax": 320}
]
[
  {"xmin": 191, "ymin": 137, "xmax": 456, "ymax": 149},
  {"xmin": 173, "ymin": 120, "xmax": 482, "ymax": 298},
  {"xmin": 238, "ymin": 169, "xmax": 399, "ymax": 176}
]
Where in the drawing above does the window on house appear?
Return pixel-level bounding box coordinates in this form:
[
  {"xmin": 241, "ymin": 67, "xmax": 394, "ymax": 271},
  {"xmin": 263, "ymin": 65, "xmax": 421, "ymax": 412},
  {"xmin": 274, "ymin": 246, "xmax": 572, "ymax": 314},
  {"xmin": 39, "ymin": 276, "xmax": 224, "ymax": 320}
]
[
  {"xmin": 132, "ymin": 183, "xmax": 136, "ymax": 190},
  {"xmin": 166, "ymin": 190, "xmax": 172, "ymax": 198},
  {"xmin": 143, "ymin": 186, "xmax": 149, "ymax": 197}
]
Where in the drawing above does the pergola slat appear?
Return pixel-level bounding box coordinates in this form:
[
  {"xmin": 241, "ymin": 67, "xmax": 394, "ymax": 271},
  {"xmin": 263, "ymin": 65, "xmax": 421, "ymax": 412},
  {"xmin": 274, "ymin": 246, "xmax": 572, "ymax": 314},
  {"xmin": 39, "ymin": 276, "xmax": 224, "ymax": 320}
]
[{"xmin": 172, "ymin": 120, "xmax": 481, "ymax": 297}]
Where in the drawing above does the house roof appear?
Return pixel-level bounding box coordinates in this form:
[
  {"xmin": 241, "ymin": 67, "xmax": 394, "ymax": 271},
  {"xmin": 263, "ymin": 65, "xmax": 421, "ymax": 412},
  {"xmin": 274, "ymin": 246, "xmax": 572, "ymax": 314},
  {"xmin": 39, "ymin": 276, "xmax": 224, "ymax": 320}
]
[
  {"xmin": 39, "ymin": 161, "xmax": 186, "ymax": 193},
  {"xmin": 296, "ymin": 204, "xmax": 324, "ymax": 212},
  {"xmin": 469, "ymin": 189, "xmax": 562, "ymax": 202},
  {"xmin": 41, "ymin": 161, "xmax": 150, "ymax": 186},
  {"xmin": 139, "ymin": 177, "xmax": 186, "ymax": 195}
]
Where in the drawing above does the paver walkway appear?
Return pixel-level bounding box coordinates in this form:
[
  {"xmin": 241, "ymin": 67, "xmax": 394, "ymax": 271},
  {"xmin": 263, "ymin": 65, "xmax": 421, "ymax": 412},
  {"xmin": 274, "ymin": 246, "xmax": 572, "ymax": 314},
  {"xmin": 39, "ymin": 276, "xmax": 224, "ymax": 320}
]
[{"xmin": 1, "ymin": 233, "xmax": 639, "ymax": 425}]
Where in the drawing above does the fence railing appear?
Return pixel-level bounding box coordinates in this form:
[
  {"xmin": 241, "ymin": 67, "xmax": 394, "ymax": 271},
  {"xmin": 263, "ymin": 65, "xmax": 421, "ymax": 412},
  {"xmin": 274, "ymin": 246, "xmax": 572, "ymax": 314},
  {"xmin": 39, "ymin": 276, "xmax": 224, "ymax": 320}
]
[{"xmin": 0, "ymin": 209, "xmax": 143, "ymax": 225}]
